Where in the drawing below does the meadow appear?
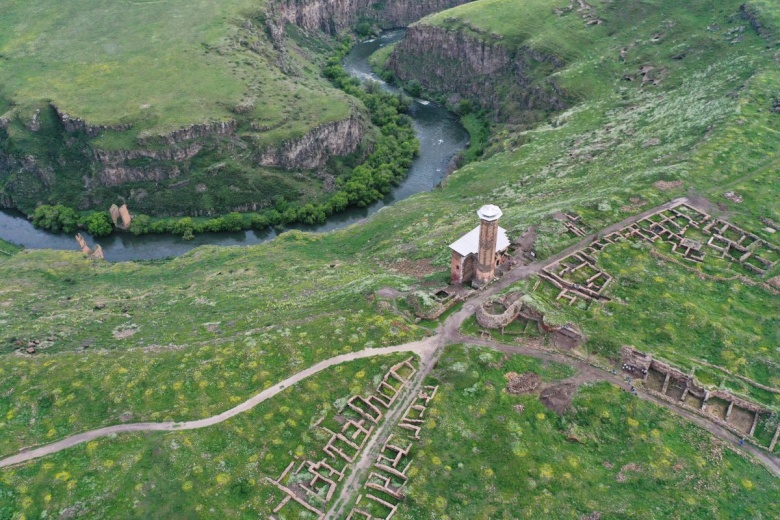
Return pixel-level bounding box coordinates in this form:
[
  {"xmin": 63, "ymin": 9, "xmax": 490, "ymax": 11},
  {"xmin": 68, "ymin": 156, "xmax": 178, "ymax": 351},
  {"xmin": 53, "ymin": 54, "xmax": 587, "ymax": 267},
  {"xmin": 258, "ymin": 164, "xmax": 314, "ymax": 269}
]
[
  {"xmin": 397, "ymin": 345, "xmax": 780, "ymax": 519},
  {"xmin": 0, "ymin": 240, "xmax": 427, "ymax": 454},
  {"xmin": 0, "ymin": 353, "xmax": 412, "ymax": 519},
  {"xmin": 0, "ymin": 0, "xmax": 779, "ymax": 515}
]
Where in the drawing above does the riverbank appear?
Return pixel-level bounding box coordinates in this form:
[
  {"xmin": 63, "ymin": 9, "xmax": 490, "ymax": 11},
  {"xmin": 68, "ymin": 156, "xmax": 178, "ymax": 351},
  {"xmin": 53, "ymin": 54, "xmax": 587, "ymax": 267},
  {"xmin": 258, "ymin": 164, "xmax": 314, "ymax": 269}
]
[{"xmin": 0, "ymin": 31, "xmax": 469, "ymax": 261}]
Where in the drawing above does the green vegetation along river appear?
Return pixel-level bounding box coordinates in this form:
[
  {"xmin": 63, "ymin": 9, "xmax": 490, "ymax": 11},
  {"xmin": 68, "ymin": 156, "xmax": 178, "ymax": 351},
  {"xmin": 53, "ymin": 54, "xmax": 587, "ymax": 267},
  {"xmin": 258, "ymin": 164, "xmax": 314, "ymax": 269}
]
[{"xmin": 0, "ymin": 30, "xmax": 468, "ymax": 261}]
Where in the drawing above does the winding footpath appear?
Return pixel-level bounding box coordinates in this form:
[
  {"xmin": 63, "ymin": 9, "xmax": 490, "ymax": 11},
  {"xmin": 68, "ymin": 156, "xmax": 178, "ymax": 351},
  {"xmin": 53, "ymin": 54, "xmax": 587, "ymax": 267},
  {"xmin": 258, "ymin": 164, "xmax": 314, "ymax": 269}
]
[
  {"xmin": 2, "ymin": 195, "xmax": 779, "ymax": 480},
  {"xmin": 0, "ymin": 341, "xmax": 439, "ymax": 469}
]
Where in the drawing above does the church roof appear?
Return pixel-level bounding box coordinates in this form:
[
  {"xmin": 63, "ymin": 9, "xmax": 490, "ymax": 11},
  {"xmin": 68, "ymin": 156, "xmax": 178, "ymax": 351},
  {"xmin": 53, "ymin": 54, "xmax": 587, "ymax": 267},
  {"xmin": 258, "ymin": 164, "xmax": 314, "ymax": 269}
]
[{"xmin": 449, "ymin": 225, "xmax": 510, "ymax": 257}]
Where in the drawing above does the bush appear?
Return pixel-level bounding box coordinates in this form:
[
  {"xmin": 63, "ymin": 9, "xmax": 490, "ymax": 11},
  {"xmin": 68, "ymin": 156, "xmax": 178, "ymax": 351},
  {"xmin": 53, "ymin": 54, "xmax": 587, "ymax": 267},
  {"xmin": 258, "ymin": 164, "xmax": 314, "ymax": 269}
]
[
  {"xmin": 406, "ymin": 79, "xmax": 422, "ymax": 98},
  {"xmin": 32, "ymin": 204, "xmax": 80, "ymax": 234},
  {"xmin": 82, "ymin": 212, "xmax": 113, "ymax": 237},
  {"xmin": 172, "ymin": 217, "xmax": 194, "ymax": 238},
  {"xmin": 129, "ymin": 214, "xmax": 152, "ymax": 235}
]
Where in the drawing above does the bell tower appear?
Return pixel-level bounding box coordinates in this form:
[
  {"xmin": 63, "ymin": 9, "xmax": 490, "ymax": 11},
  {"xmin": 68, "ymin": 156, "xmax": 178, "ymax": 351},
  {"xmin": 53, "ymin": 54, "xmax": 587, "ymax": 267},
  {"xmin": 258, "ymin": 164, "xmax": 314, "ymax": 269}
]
[{"xmin": 473, "ymin": 204, "xmax": 502, "ymax": 288}]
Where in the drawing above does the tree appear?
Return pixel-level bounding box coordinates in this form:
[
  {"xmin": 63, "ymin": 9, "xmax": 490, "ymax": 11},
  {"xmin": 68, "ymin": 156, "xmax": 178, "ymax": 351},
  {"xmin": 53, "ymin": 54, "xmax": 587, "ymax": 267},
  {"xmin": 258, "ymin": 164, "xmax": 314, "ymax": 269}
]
[
  {"xmin": 32, "ymin": 205, "xmax": 79, "ymax": 233},
  {"xmin": 172, "ymin": 217, "xmax": 194, "ymax": 238},
  {"xmin": 83, "ymin": 212, "xmax": 113, "ymax": 237},
  {"xmin": 221, "ymin": 212, "xmax": 244, "ymax": 232},
  {"xmin": 406, "ymin": 79, "xmax": 422, "ymax": 98},
  {"xmin": 129, "ymin": 215, "xmax": 152, "ymax": 236}
]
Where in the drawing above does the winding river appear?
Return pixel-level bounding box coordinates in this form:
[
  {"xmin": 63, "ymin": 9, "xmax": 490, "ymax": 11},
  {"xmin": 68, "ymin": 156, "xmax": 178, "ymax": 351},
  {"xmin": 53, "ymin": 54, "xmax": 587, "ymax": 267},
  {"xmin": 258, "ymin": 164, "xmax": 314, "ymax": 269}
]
[{"xmin": 0, "ymin": 30, "xmax": 468, "ymax": 261}]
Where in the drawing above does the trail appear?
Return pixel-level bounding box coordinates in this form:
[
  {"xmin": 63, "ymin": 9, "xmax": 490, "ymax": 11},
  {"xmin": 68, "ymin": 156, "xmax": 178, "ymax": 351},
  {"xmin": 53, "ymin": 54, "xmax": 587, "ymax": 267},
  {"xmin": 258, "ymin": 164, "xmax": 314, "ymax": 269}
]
[
  {"xmin": 0, "ymin": 341, "xmax": 437, "ymax": 469},
  {"xmin": 2, "ymin": 195, "xmax": 778, "ymax": 482}
]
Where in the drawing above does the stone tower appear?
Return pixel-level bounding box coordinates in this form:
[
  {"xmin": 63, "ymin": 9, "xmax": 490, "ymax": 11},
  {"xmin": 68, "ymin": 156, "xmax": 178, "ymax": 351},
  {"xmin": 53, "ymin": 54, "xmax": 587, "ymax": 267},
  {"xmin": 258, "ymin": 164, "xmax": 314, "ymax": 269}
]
[{"xmin": 473, "ymin": 204, "xmax": 503, "ymax": 288}]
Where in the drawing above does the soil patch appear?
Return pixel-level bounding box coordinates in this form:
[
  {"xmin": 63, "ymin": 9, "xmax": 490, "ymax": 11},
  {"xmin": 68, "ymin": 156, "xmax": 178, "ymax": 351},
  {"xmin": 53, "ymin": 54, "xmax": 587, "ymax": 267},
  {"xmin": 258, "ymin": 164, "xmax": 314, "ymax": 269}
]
[
  {"xmin": 377, "ymin": 287, "xmax": 405, "ymax": 299},
  {"xmin": 683, "ymin": 393, "xmax": 704, "ymax": 410},
  {"xmin": 540, "ymin": 382, "xmax": 578, "ymax": 415},
  {"xmin": 729, "ymin": 406, "xmax": 755, "ymax": 434},
  {"xmin": 384, "ymin": 258, "xmax": 438, "ymax": 278},
  {"xmin": 653, "ymin": 180, "xmax": 683, "ymax": 191},
  {"xmin": 665, "ymin": 379, "xmax": 686, "ymax": 400}
]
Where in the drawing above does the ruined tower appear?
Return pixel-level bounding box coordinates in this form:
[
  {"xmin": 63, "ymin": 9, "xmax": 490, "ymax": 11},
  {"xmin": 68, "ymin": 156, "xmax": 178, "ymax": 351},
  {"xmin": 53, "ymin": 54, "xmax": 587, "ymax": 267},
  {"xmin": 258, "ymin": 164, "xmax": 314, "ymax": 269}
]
[{"xmin": 473, "ymin": 204, "xmax": 503, "ymax": 288}]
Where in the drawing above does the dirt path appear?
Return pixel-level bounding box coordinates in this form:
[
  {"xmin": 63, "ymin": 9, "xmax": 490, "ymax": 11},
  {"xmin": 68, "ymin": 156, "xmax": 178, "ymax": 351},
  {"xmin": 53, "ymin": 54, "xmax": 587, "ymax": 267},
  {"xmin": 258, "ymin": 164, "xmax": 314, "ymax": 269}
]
[
  {"xmin": 4, "ymin": 195, "xmax": 778, "ymax": 482},
  {"xmin": 0, "ymin": 340, "xmax": 438, "ymax": 469},
  {"xmin": 325, "ymin": 336, "xmax": 445, "ymax": 520}
]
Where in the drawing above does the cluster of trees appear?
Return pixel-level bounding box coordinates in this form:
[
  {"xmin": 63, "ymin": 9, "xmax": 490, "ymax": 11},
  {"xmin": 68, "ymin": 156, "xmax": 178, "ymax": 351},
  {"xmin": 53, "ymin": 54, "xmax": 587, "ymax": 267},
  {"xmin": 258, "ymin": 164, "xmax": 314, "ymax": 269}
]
[
  {"xmin": 32, "ymin": 205, "xmax": 113, "ymax": 237},
  {"xmin": 31, "ymin": 38, "xmax": 420, "ymax": 239},
  {"xmin": 323, "ymin": 53, "xmax": 419, "ymax": 208}
]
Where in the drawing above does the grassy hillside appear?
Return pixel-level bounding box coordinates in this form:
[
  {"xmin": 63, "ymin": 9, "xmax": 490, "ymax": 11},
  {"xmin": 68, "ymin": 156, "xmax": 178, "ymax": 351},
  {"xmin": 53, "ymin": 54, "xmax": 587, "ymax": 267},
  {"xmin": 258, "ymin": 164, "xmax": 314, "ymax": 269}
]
[
  {"xmin": 0, "ymin": 0, "xmax": 349, "ymax": 136},
  {"xmin": 1, "ymin": 0, "xmax": 779, "ymax": 516},
  {"xmin": 0, "ymin": 354, "xmax": 412, "ymax": 518},
  {"xmin": 0, "ymin": 0, "xmax": 367, "ymax": 218},
  {"xmin": 398, "ymin": 346, "xmax": 780, "ymax": 519}
]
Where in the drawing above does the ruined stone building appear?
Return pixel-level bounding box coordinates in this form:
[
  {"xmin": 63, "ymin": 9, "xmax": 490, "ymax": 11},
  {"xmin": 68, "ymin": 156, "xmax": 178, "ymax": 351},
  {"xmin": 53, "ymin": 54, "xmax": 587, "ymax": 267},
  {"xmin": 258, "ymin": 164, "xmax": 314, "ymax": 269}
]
[
  {"xmin": 449, "ymin": 204, "xmax": 509, "ymax": 287},
  {"xmin": 109, "ymin": 204, "xmax": 132, "ymax": 230}
]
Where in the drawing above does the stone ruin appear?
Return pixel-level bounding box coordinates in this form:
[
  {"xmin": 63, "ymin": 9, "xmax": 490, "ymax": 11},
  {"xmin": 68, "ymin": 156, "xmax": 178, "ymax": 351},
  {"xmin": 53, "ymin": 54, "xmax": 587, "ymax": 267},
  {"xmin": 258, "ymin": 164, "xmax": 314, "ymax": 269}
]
[
  {"xmin": 579, "ymin": 201, "xmax": 778, "ymax": 274},
  {"xmin": 620, "ymin": 346, "xmax": 779, "ymax": 450},
  {"xmin": 505, "ymin": 372, "xmax": 541, "ymax": 395},
  {"xmin": 75, "ymin": 234, "xmax": 104, "ymax": 260},
  {"xmin": 536, "ymin": 201, "xmax": 777, "ymax": 334},
  {"xmin": 109, "ymin": 203, "xmax": 132, "ymax": 230},
  {"xmin": 347, "ymin": 385, "xmax": 439, "ymax": 520},
  {"xmin": 586, "ymin": 202, "xmax": 711, "ymax": 263},
  {"xmin": 406, "ymin": 287, "xmax": 466, "ymax": 321},
  {"xmin": 702, "ymin": 219, "xmax": 780, "ymax": 275},
  {"xmin": 561, "ymin": 211, "xmax": 590, "ymax": 238},
  {"xmin": 475, "ymin": 293, "xmax": 584, "ymax": 349},
  {"xmin": 540, "ymin": 251, "xmax": 612, "ymax": 305},
  {"xmin": 267, "ymin": 357, "xmax": 419, "ymax": 520}
]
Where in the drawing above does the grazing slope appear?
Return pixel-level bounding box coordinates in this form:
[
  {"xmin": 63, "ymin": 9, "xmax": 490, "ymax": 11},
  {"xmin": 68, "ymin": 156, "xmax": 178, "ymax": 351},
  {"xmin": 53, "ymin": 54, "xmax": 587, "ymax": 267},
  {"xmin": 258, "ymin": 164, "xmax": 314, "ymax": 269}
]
[
  {"xmin": 1, "ymin": 0, "xmax": 779, "ymax": 517},
  {"xmin": 0, "ymin": 0, "xmax": 467, "ymax": 217}
]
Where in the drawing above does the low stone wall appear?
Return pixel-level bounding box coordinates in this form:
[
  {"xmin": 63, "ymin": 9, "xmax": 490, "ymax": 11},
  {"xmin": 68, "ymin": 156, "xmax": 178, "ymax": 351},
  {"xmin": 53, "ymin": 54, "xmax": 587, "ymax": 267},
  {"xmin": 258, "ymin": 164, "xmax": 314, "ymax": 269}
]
[
  {"xmin": 621, "ymin": 346, "xmax": 777, "ymax": 448},
  {"xmin": 475, "ymin": 298, "xmax": 520, "ymax": 329},
  {"xmin": 477, "ymin": 295, "xmax": 583, "ymax": 349}
]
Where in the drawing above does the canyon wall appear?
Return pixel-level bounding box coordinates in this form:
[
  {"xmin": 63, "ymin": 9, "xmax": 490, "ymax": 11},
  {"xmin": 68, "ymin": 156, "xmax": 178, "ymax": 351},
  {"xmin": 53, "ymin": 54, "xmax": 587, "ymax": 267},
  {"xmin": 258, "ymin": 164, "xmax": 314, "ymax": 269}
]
[
  {"xmin": 258, "ymin": 112, "xmax": 367, "ymax": 170},
  {"xmin": 1, "ymin": 0, "xmax": 471, "ymax": 214},
  {"xmin": 267, "ymin": 0, "xmax": 473, "ymax": 35},
  {"xmin": 387, "ymin": 25, "xmax": 567, "ymax": 121}
]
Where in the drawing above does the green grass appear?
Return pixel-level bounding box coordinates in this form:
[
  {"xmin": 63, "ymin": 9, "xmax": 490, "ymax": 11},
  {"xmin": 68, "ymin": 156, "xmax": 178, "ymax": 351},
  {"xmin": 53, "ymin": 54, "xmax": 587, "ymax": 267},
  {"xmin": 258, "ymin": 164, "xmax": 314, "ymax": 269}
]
[
  {"xmin": 0, "ymin": 240, "xmax": 427, "ymax": 454},
  {"xmin": 0, "ymin": 0, "xmax": 350, "ymax": 136},
  {"xmin": 0, "ymin": 353, "xmax": 412, "ymax": 519},
  {"xmin": 524, "ymin": 240, "xmax": 780, "ymax": 397},
  {"xmin": 0, "ymin": 0, "xmax": 361, "ymax": 217},
  {"xmin": 1, "ymin": 0, "xmax": 779, "ymax": 515},
  {"xmin": 0, "ymin": 239, "xmax": 20, "ymax": 258},
  {"xmin": 396, "ymin": 345, "xmax": 780, "ymax": 519}
]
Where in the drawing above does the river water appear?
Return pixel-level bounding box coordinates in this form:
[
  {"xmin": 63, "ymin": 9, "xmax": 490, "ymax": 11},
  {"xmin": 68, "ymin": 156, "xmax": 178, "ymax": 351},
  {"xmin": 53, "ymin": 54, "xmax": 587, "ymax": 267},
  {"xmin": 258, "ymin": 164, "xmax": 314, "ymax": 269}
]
[{"xmin": 0, "ymin": 30, "xmax": 468, "ymax": 261}]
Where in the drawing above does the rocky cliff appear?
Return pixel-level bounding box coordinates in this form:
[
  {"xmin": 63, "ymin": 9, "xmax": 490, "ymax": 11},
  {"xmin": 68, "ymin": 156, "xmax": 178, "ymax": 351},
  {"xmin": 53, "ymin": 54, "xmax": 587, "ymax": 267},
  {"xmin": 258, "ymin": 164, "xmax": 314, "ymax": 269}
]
[
  {"xmin": 267, "ymin": 0, "xmax": 473, "ymax": 36},
  {"xmin": 1, "ymin": 0, "xmax": 469, "ymax": 215},
  {"xmin": 387, "ymin": 25, "xmax": 567, "ymax": 121},
  {"xmin": 258, "ymin": 112, "xmax": 366, "ymax": 170}
]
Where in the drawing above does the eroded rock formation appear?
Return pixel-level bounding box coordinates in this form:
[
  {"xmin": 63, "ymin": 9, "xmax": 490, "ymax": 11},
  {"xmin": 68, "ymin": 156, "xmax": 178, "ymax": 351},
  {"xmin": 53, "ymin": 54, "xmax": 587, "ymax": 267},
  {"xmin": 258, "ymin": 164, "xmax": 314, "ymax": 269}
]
[
  {"xmin": 267, "ymin": 0, "xmax": 473, "ymax": 37},
  {"xmin": 258, "ymin": 112, "xmax": 367, "ymax": 170},
  {"xmin": 387, "ymin": 25, "xmax": 567, "ymax": 121}
]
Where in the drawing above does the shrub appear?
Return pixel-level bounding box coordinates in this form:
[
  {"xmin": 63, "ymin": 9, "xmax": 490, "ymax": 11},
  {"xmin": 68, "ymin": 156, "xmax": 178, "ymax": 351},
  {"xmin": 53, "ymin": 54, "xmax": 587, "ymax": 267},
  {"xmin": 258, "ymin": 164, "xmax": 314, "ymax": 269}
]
[
  {"xmin": 82, "ymin": 212, "xmax": 113, "ymax": 237},
  {"xmin": 32, "ymin": 205, "xmax": 80, "ymax": 234}
]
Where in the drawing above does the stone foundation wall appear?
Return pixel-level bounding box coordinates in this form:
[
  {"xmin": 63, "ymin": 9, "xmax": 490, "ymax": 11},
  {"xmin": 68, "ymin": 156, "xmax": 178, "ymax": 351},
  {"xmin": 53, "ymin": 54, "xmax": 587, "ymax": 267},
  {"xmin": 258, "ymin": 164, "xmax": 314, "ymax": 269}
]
[{"xmin": 475, "ymin": 298, "xmax": 520, "ymax": 329}]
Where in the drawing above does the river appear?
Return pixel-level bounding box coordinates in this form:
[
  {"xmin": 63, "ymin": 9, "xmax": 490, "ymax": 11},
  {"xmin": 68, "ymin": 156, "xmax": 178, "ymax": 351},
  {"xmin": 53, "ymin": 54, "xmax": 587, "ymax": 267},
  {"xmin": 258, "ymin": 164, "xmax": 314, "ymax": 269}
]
[{"xmin": 0, "ymin": 30, "xmax": 468, "ymax": 261}]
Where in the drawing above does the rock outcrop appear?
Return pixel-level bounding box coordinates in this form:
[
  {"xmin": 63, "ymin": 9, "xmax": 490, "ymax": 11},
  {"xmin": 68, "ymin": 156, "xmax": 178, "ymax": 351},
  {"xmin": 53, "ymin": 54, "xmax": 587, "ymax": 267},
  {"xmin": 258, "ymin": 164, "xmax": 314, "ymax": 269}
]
[
  {"xmin": 267, "ymin": 0, "xmax": 473, "ymax": 36},
  {"xmin": 258, "ymin": 112, "xmax": 366, "ymax": 170},
  {"xmin": 2, "ymin": 0, "xmax": 473, "ymax": 214},
  {"xmin": 387, "ymin": 25, "xmax": 567, "ymax": 121},
  {"xmin": 53, "ymin": 104, "xmax": 131, "ymax": 137}
]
